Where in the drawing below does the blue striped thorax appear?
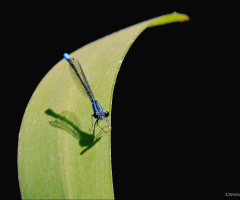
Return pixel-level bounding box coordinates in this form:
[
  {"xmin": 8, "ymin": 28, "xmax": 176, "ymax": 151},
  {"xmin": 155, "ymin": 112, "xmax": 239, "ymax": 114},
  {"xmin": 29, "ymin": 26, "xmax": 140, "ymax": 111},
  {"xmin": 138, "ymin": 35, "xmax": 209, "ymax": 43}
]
[{"xmin": 92, "ymin": 100, "xmax": 108, "ymax": 120}]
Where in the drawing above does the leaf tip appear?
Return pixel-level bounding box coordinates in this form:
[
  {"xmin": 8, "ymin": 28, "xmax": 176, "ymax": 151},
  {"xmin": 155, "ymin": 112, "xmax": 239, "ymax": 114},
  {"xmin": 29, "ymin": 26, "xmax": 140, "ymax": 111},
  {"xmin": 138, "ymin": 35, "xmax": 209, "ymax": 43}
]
[{"xmin": 173, "ymin": 11, "xmax": 190, "ymax": 22}]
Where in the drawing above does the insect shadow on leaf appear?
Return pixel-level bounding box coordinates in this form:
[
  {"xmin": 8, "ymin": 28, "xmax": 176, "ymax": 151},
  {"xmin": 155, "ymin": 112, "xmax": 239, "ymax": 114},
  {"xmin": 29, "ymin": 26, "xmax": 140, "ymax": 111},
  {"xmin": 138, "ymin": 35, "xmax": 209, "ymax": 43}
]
[{"xmin": 45, "ymin": 108, "xmax": 102, "ymax": 155}]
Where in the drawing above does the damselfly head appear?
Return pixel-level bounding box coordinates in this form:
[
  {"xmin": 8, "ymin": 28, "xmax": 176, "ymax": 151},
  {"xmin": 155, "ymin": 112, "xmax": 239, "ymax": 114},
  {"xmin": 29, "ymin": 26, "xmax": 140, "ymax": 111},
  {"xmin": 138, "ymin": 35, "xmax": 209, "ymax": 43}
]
[
  {"xmin": 104, "ymin": 111, "xmax": 109, "ymax": 117},
  {"xmin": 97, "ymin": 111, "xmax": 109, "ymax": 120}
]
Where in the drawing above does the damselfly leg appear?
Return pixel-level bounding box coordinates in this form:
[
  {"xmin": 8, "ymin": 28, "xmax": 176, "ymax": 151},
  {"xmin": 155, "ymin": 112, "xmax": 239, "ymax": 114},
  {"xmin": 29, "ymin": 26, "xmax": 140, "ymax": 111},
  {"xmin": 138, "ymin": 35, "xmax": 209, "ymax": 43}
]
[{"xmin": 92, "ymin": 117, "xmax": 111, "ymax": 141}]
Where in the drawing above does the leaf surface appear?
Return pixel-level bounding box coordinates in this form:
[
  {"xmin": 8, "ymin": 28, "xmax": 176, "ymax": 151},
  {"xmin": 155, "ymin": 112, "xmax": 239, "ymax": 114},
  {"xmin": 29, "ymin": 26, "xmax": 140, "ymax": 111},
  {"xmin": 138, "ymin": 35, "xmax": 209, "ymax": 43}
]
[{"xmin": 18, "ymin": 12, "xmax": 189, "ymax": 199}]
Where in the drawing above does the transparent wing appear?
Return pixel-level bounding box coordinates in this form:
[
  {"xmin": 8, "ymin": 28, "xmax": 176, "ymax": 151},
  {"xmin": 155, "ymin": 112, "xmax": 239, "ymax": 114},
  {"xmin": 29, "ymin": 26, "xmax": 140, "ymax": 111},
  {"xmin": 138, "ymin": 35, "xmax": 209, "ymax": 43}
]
[
  {"xmin": 69, "ymin": 62, "xmax": 89, "ymax": 99},
  {"xmin": 69, "ymin": 58, "xmax": 95, "ymax": 101}
]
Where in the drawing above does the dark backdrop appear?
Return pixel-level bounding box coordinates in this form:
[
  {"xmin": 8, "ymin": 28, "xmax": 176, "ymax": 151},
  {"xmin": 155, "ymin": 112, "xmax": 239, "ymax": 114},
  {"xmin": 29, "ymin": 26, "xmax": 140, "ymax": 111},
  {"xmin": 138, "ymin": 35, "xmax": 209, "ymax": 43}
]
[{"xmin": 3, "ymin": 2, "xmax": 238, "ymax": 200}]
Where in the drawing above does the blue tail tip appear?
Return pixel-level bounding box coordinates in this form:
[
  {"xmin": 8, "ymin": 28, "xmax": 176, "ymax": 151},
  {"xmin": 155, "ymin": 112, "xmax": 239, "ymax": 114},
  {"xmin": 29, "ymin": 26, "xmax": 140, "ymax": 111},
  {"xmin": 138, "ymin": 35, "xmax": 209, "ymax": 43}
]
[{"xmin": 63, "ymin": 53, "xmax": 71, "ymax": 60}]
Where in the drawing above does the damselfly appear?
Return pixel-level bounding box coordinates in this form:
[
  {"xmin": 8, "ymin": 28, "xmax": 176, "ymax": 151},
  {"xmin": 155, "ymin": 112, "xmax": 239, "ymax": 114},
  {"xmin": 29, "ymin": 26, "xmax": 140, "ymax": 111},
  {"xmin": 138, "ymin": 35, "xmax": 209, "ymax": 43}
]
[{"xmin": 63, "ymin": 53, "xmax": 111, "ymax": 139}]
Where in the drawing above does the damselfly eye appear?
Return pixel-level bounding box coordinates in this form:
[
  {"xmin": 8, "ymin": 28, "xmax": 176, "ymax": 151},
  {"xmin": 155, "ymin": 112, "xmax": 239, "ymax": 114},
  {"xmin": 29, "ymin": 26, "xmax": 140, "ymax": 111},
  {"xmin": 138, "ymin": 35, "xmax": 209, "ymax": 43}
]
[{"xmin": 105, "ymin": 111, "xmax": 109, "ymax": 117}]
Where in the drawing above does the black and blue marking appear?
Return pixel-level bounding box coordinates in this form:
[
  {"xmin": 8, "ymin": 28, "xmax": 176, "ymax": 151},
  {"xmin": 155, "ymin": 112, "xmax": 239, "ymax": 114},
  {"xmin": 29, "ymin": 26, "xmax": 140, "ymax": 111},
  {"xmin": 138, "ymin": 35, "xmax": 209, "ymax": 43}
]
[{"xmin": 63, "ymin": 53, "xmax": 110, "ymax": 136}]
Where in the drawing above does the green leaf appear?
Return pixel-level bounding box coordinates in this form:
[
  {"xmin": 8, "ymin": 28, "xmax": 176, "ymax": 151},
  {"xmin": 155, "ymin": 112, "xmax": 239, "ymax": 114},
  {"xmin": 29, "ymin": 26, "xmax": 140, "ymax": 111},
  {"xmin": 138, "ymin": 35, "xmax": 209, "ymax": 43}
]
[{"xmin": 18, "ymin": 12, "xmax": 189, "ymax": 199}]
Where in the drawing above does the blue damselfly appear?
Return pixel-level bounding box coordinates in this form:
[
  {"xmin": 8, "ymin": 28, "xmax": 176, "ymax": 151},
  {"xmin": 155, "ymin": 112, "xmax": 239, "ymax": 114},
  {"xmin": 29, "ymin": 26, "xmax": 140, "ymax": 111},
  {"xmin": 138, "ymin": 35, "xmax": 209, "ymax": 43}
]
[{"xmin": 63, "ymin": 53, "xmax": 111, "ymax": 139}]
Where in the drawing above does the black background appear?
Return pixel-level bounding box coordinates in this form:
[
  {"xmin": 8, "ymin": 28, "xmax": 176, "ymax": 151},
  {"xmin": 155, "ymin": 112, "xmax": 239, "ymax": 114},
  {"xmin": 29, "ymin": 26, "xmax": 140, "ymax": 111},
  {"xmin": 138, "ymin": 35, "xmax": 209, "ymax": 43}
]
[{"xmin": 2, "ymin": 2, "xmax": 238, "ymax": 200}]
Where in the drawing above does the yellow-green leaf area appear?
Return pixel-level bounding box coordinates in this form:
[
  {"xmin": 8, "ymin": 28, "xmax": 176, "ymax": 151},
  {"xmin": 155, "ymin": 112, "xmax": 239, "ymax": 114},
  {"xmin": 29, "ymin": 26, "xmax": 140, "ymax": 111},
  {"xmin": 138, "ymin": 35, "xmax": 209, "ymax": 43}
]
[{"xmin": 18, "ymin": 12, "xmax": 189, "ymax": 199}]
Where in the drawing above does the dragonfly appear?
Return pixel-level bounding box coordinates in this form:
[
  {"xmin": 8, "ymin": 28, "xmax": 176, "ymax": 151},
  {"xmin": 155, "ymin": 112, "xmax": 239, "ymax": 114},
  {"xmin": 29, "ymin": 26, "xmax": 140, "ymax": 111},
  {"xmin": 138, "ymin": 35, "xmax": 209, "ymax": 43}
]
[{"xmin": 63, "ymin": 53, "xmax": 111, "ymax": 139}]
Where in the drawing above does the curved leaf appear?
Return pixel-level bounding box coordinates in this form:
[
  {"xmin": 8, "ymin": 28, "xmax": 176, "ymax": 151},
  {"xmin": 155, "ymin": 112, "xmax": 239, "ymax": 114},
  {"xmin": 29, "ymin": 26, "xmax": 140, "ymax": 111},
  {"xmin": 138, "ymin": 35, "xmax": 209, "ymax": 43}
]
[{"xmin": 18, "ymin": 12, "xmax": 189, "ymax": 199}]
